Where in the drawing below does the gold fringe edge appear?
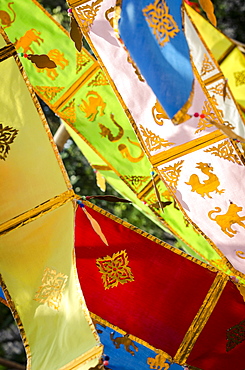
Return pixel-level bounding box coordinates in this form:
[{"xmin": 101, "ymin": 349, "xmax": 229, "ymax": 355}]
[
  {"xmin": 90, "ymin": 312, "xmax": 172, "ymax": 361},
  {"xmin": 173, "ymin": 272, "xmax": 228, "ymax": 365},
  {"xmin": 59, "ymin": 344, "xmax": 103, "ymax": 370},
  {"xmin": 0, "ymin": 190, "xmax": 75, "ymax": 236},
  {"xmin": 0, "ymin": 275, "xmax": 32, "ymax": 369},
  {"xmin": 77, "ymin": 197, "xmax": 218, "ymax": 273}
]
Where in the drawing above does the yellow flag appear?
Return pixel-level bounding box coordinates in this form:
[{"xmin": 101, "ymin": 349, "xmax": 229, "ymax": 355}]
[{"xmin": 0, "ymin": 29, "xmax": 102, "ymax": 370}]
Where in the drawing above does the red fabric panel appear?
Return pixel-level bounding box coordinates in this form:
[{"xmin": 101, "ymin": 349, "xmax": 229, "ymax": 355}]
[
  {"xmin": 188, "ymin": 280, "xmax": 245, "ymax": 370},
  {"xmin": 75, "ymin": 205, "xmax": 215, "ymax": 357}
]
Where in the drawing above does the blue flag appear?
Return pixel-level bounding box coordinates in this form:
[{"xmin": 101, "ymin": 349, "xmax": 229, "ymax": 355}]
[{"xmin": 119, "ymin": 0, "xmax": 194, "ymax": 121}]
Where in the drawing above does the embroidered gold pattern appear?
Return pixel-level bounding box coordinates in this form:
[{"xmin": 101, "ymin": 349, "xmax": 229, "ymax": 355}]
[
  {"xmin": 35, "ymin": 86, "xmax": 65, "ymax": 101},
  {"xmin": 208, "ymin": 203, "xmax": 245, "ymax": 238},
  {"xmin": 147, "ymin": 353, "xmax": 170, "ymax": 369},
  {"xmin": 140, "ymin": 125, "xmax": 174, "ymax": 151},
  {"xmin": 34, "ymin": 267, "xmax": 68, "ymax": 310},
  {"xmin": 121, "ymin": 175, "xmax": 151, "ymax": 191},
  {"xmin": 234, "ymin": 70, "xmax": 245, "ymax": 86},
  {"xmin": 99, "ymin": 113, "xmax": 124, "ymax": 142},
  {"xmin": 110, "ymin": 332, "xmax": 138, "ymax": 356},
  {"xmin": 96, "ymin": 250, "xmax": 134, "ymax": 289},
  {"xmin": 152, "ymin": 100, "xmax": 169, "ymax": 125},
  {"xmin": 59, "ymin": 99, "xmax": 76, "ymax": 124},
  {"xmin": 204, "ymin": 140, "xmax": 242, "ymax": 165},
  {"xmin": 195, "ymin": 97, "xmax": 223, "ymax": 134},
  {"xmin": 185, "ymin": 162, "xmax": 224, "ymax": 198},
  {"xmin": 79, "ymin": 91, "xmax": 106, "ymax": 121},
  {"xmin": 227, "ymin": 319, "xmax": 245, "ymax": 351},
  {"xmin": 0, "ymin": 123, "xmax": 18, "ymax": 160},
  {"xmin": 76, "ymin": 0, "xmax": 103, "ymax": 33},
  {"xmin": 201, "ymin": 53, "xmax": 215, "ymax": 76},
  {"xmin": 160, "ymin": 160, "xmax": 184, "ymax": 189},
  {"xmin": 208, "ymin": 82, "xmax": 231, "ymax": 99},
  {"xmin": 88, "ymin": 71, "xmax": 109, "ymax": 86},
  {"xmin": 76, "ymin": 51, "xmax": 92, "ymax": 73},
  {"xmin": 142, "ymin": 0, "xmax": 179, "ymax": 47}
]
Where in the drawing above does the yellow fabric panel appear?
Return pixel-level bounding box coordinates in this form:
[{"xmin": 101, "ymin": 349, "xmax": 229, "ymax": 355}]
[
  {"xmin": 0, "ymin": 202, "xmax": 101, "ymax": 370},
  {"xmin": 0, "ymin": 34, "xmax": 69, "ymax": 225},
  {"xmin": 185, "ymin": 4, "xmax": 232, "ymax": 60},
  {"xmin": 221, "ymin": 48, "xmax": 245, "ymax": 108}
]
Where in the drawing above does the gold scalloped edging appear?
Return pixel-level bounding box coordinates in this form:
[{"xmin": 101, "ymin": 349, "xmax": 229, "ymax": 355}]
[
  {"xmin": 0, "ymin": 43, "xmax": 16, "ymax": 62},
  {"xmin": 0, "ymin": 190, "xmax": 75, "ymax": 236},
  {"xmin": 78, "ymin": 197, "xmax": 218, "ymax": 273},
  {"xmin": 90, "ymin": 312, "xmax": 172, "ymax": 361},
  {"xmin": 0, "ymin": 275, "xmax": 32, "ymax": 369},
  {"xmin": 92, "ymin": 165, "xmax": 112, "ymax": 171},
  {"xmin": 59, "ymin": 344, "xmax": 104, "ymax": 370},
  {"xmin": 173, "ymin": 272, "xmax": 228, "ymax": 365},
  {"xmin": 51, "ymin": 63, "xmax": 100, "ymax": 110},
  {"xmin": 151, "ymin": 130, "xmax": 226, "ymax": 166}
]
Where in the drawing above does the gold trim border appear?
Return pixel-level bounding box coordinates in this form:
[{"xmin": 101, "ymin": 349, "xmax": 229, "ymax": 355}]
[
  {"xmin": 0, "ymin": 190, "xmax": 75, "ymax": 236},
  {"xmin": 151, "ymin": 130, "xmax": 226, "ymax": 166},
  {"xmin": 90, "ymin": 312, "xmax": 172, "ymax": 361},
  {"xmin": 0, "ymin": 275, "xmax": 32, "ymax": 369},
  {"xmin": 59, "ymin": 344, "xmax": 103, "ymax": 370},
  {"xmin": 79, "ymin": 198, "xmax": 218, "ymax": 273},
  {"xmin": 173, "ymin": 272, "xmax": 228, "ymax": 365}
]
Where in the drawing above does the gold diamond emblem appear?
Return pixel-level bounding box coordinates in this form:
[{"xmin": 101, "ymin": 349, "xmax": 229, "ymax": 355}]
[
  {"xmin": 34, "ymin": 267, "xmax": 68, "ymax": 310},
  {"xmin": 143, "ymin": 0, "xmax": 179, "ymax": 47},
  {"xmin": 96, "ymin": 250, "xmax": 134, "ymax": 289},
  {"xmin": 0, "ymin": 123, "xmax": 18, "ymax": 160}
]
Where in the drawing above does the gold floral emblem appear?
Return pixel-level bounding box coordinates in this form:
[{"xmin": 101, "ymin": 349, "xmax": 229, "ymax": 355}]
[
  {"xmin": 204, "ymin": 140, "xmax": 242, "ymax": 165},
  {"xmin": 88, "ymin": 70, "xmax": 109, "ymax": 86},
  {"xmin": 227, "ymin": 319, "xmax": 245, "ymax": 351},
  {"xmin": 34, "ymin": 267, "xmax": 68, "ymax": 310},
  {"xmin": 143, "ymin": 0, "xmax": 179, "ymax": 47},
  {"xmin": 76, "ymin": 0, "xmax": 103, "ymax": 33},
  {"xmin": 195, "ymin": 97, "xmax": 223, "ymax": 134},
  {"xmin": 140, "ymin": 125, "xmax": 174, "ymax": 151},
  {"xmin": 121, "ymin": 175, "xmax": 150, "ymax": 191},
  {"xmin": 0, "ymin": 123, "xmax": 18, "ymax": 160},
  {"xmin": 147, "ymin": 353, "xmax": 170, "ymax": 369},
  {"xmin": 76, "ymin": 52, "xmax": 92, "ymax": 73},
  {"xmin": 59, "ymin": 99, "xmax": 76, "ymax": 124},
  {"xmin": 234, "ymin": 70, "xmax": 245, "ymax": 86},
  {"xmin": 96, "ymin": 250, "xmax": 134, "ymax": 289},
  {"xmin": 35, "ymin": 86, "xmax": 65, "ymax": 101},
  {"xmin": 160, "ymin": 160, "xmax": 184, "ymax": 189},
  {"xmin": 208, "ymin": 82, "xmax": 231, "ymax": 99},
  {"xmin": 201, "ymin": 53, "xmax": 215, "ymax": 76}
]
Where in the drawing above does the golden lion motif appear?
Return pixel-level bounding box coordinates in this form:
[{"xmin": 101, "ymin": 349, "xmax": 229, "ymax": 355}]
[{"xmin": 208, "ymin": 203, "xmax": 245, "ymax": 238}]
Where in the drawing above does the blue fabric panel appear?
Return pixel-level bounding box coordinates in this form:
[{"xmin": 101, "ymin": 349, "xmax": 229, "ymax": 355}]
[{"xmin": 119, "ymin": 0, "xmax": 194, "ymax": 118}]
